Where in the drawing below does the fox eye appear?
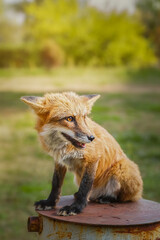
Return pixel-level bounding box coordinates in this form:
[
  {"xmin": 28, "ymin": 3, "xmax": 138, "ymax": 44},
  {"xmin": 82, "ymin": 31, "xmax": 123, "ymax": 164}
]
[{"xmin": 65, "ymin": 116, "xmax": 74, "ymax": 122}]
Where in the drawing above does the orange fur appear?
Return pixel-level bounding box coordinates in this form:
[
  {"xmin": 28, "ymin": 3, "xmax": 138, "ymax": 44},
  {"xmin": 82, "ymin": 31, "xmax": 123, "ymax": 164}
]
[{"xmin": 21, "ymin": 92, "xmax": 143, "ymax": 203}]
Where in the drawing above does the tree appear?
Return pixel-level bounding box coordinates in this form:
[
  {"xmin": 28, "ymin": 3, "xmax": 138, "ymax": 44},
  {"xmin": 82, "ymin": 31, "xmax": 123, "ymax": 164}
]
[
  {"xmin": 137, "ymin": 0, "xmax": 160, "ymax": 58},
  {"xmin": 24, "ymin": 0, "xmax": 157, "ymax": 66}
]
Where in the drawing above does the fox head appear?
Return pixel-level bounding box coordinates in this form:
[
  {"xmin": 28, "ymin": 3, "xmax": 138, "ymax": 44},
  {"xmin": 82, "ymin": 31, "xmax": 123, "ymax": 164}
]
[{"xmin": 21, "ymin": 92, "xmax": 100, "ymax": 149}]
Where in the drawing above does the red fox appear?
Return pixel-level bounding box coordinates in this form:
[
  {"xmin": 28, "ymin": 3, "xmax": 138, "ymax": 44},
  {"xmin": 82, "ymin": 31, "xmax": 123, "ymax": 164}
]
[{"xmin": 21, "ymin": 92, "xmax": 143, "ymax": 216}]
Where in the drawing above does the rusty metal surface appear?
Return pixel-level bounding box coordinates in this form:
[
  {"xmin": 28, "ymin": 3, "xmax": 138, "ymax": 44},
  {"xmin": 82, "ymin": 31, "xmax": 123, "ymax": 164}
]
[
  {"xmin": 38, "ymin": 216, "xmax": 160, "ymax": 240},
  {"xmin": 36, "ymin": 195, "xmax": 160, "ymax": 226},
  {"xmin": 28, "ymin": 216, "xmax": 43, "ymax": 233}
]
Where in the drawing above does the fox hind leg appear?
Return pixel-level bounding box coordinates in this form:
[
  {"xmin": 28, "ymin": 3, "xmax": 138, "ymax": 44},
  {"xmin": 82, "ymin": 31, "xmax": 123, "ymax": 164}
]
[
  {"xmin": 98, "ymin": 176, "xmax": 121, "ymax": 203},
  {"xmin": 97, "ymin": 195, "xmax": 118, "ymax": 204},
  {"xmin": 90, "ymin": 176, "xmax": 121, "ymax": 203}
]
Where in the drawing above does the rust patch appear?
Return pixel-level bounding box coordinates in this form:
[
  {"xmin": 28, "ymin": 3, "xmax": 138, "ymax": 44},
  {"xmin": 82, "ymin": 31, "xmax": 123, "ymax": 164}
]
[
  {"xmin": 115, "ymin": 222, "xmax": 160, "ymax": 234},
  {"xmin": 47, "ymin": 231, "xmax": 72, "ymax": 239},
  {"xmin": 79, "ymin": 225, "xmax": 84, "ymax": 240},
  {"xmin": 95, "ymin": 227, "xmax": 104, "ymax": 239},
  {"xmin": 53, "ymin": 219, "xmax": 56, "ymax": 231},
  {"xmin": 47, "ymin": 233, "xmax": 54, "ymax": 238},
  {"xmin": 96, "ymin": 227, "xmax": 103, "ymax": 234},
  {"xmin": 28, "ymin": 216, "xmax": 43, "ymax": 233},
  {"xmin": 55, "ymin": 231, "xmax": 72, "ymax": 239}
]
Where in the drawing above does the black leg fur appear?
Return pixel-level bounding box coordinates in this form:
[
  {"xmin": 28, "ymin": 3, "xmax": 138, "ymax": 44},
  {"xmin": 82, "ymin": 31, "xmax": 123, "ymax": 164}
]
[
  {"xmin": 58, "ymin": 164, "xmax": 96, "ymax": 216},
  {"xmin": 96, "ymin": 195, "xmax": 117, "ymax": 204},
  {"xmin": 94, "ymin": 194, "xmax": 122, "ymax": 204},
  {"xmin": 35, "ymin": 164, "xmax": 67, "ymax": 210}
]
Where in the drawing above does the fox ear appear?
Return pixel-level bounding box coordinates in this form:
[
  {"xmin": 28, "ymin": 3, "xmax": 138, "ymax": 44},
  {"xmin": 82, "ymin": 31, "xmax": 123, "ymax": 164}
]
[
  {"xmin": 20, "ymin": 96, "xmax": 47, "ymax": 114},
  {"xmin": 81, "ymin": 94, "xmax": 100, "ymax": 111}
]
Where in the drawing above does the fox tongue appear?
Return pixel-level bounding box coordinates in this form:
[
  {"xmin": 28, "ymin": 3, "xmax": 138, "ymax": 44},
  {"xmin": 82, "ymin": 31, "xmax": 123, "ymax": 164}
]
[
  {"xmin": 61, "ymin": 132, "xmax": 86, "ymax": 149},
  {"xmin": 78, "ymin": 142, "xmax": 85, "ymax": 148}
]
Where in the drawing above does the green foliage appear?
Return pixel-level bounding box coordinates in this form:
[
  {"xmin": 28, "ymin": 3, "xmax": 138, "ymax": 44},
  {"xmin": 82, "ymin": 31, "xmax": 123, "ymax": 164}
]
[
  {"xmin": 0, "ymin": 42, "xmax": 64, "ymax": 68},
  {"xmin": 0, "ymin": 19, "xmax": 19, "ymax": 43},
  {"xmin": 24, "ymin": 0, "xmax": 156, "ymax": 67},
  {"xmin": 137, "ymin": 0, "xmax": 160, "ymax": 58},
  {"xmin": 40, "ymin": 40, "xmax": 65, "ymax": 68},
  {"xmin": 0, "ymin": 0, "xmax": 158, "ymax": 67},
  {"xmin": 0, "ymin": 45, "xmax": 39, "ymax": 68}
]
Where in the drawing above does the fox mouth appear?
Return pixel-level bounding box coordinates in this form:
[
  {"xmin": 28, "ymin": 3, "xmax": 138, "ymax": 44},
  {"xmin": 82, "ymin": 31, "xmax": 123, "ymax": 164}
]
[{"xmin": 61, "ymin": 133, "xmax": 86, "ymax": 149}]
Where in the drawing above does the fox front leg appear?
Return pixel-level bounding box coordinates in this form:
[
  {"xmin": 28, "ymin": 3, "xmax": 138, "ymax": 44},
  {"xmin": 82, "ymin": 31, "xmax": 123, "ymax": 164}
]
[
  {"xmin": 35, "ymin": 163, "xmax": 67, "ymax": 210},
  {"xmin": 58, "ymin": 164, "xmax": 95, "ymax": 216}
]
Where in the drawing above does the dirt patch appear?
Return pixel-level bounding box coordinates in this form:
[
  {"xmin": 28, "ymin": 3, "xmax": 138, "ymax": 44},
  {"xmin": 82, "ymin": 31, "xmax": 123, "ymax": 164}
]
[{"xmin": 0, "ymin": 76, "xmax": 160, "ymax": 93}]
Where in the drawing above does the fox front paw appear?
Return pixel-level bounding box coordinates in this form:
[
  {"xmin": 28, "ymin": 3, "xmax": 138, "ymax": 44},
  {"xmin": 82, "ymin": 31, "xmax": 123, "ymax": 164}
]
[
  {"xmin": 58, "ymin": 205, "xmax": 82, "ymax": 216},
  {"xmin": 34, "ymin": 199, "xmax": 55, "ymax": 210}
]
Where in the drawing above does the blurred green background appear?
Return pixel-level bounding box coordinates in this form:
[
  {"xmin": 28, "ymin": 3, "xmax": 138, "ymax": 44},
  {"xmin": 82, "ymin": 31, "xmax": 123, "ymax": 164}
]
[{"xmin": 0, "ymin": 0, "xmax": 160, "ymax": 239}]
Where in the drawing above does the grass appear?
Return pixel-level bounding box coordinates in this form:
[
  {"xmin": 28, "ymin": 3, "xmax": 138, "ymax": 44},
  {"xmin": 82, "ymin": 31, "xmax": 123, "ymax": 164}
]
[
  {"xmin": 0, "ymin": 67, "xmax": 160, "ymax": 240},
  {"xmin": 0, "ymin": 67, "xmax": 160, "ymax": 93}
]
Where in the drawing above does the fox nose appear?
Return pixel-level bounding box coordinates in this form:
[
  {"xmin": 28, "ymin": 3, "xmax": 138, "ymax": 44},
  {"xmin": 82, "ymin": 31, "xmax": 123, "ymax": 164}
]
[{"xmin": 87, "ymin": 135, "xmax": 95, "ymax": 142}]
